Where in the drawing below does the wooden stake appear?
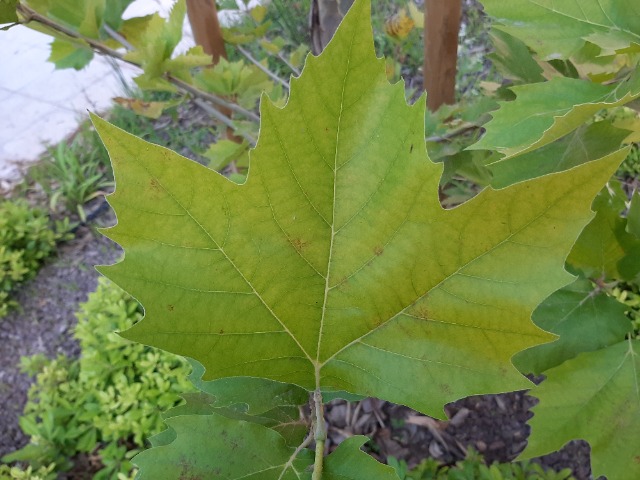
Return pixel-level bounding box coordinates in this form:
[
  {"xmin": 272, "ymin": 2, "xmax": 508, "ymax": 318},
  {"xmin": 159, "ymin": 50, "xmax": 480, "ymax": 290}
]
[
  {"xmin": 186, "ymin": 0, "xmax": 227, "ymax": 63},
  {"xmin": 424, "ymin": 0, "xmax": 462, "ymax": 111}
]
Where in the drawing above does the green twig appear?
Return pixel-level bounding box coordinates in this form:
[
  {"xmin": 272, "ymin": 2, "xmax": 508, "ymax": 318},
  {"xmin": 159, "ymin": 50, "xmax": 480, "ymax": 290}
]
[
  {"xmin": 238, "ymin": 45, "xmax": 290, "ymax": 90},
  {"xmin": 312, "ymin": 390, "xmax": 326, "ymax": 480}
]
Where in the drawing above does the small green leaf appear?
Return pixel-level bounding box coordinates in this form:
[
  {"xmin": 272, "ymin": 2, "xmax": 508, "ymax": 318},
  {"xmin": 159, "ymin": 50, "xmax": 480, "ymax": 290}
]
[
  {"xmin": 204, "ymin": 139, "xmax": 250, "ymax": 171},
  {"xmin": 321, "ymin": 436, "xmax": 400, "ymax": 480},
  {"xmin": 522, "ymin": 340, "xmax": 640, "ymax": 480},
  {"xmin": 513, "ymin": 277, "xmax": 631, "ymax": 374},
  {"xmin": 48, "ymin": 38, "xmax": 94, "ymax": 70},
  {"xmin": 471, "ymin": 69, "xmax": 640, "ymax": 158},
  {"xmin": 133, "ymin": 413, "xmax": 314, "ymax": 479},
  {"xmin": 487, "ymin": 28, "xmax": 544, "ymax": 84}
]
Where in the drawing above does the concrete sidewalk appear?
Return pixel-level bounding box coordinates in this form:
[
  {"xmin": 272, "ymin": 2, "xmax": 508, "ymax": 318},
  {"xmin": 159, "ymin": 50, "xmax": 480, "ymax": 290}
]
[{"xmin": 0, "ymin": 0, "xmax": 194, "ymax": 188}]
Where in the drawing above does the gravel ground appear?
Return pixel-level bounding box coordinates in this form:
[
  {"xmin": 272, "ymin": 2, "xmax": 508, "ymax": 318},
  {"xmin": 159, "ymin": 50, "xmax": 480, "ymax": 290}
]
[{"xmin": 0, "ymin": 209, "xmax": 121, "ymax": 460}]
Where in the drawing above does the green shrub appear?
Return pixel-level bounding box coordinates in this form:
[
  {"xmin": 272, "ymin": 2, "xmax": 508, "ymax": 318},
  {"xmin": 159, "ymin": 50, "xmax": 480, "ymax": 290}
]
[
  {"xmin": 0, "ymin": 463, "xmax": 55, "ymax": 480},
  {"xmin": 2, "ymin": 278, "xmax": 194, "ymax": 479},
  {"xmin": 27, "ymin": 133, "xmax": 114, "ymax": 222},
  {"xmin": 0, "ymin": 199, "xmax": 70, "ymax": 318},
  {"xmin": 390, "ymin": 448, "xmax": 574, "ymax": 480}
]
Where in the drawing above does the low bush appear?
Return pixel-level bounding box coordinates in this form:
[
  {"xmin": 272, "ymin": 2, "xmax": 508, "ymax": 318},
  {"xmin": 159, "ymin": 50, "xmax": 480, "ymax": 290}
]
[
  {"xmin": 391, "ymin": 449, "xmax": 574, "ymax": 480},
  {"xmin": 2, "ymin": 278, "xmax": 194, "ymax": 479},
  {"xmin": 0, "ymin": 200, "xmax": 70, "ymax": 319}
]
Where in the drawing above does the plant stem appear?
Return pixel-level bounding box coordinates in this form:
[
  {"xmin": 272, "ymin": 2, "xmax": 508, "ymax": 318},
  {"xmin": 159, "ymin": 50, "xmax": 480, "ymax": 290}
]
[
  {"xmin": 238, "ymin": 45, "xmax": 290, "ymax": 90},
  {"xmin": 312, "ymin": 390, "xmax": 326, "ymax": 480}
]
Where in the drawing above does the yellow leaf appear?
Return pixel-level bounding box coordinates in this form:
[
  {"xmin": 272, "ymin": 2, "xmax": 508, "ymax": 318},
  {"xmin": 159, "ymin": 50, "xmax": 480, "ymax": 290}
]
[
  {"xmin": 113, "ymin": 97, "xmax": 177, "ymax": 119},
  {"xmin": 250, "ymin": 5, "xmax": 267, "ymax": 23},
  {"xmin": 384, "ymin": 8, "xmax": 415, "ymax": 40},
  {"xmin": 407, "ymin": 2, "xmax": 424, "ymax": 28}
]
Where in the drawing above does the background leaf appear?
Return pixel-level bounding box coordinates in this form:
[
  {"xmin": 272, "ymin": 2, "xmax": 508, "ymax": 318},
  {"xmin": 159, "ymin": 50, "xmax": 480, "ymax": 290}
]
[
  {"xmin": 513, "ymin": 278, "xmax": 631, "ymax": 374},
  {"xmin": 487, "ymin": 125, "xmax": 629, "ymax": 188},
  {"xmin": 0, "ymin": 0, "xmax": 17, "ymax": 23},
  {"xmin": 133, "ymin": 412, "xmax": 314, "ymax": 479},
  {"xmin": 521, "ymin": 340, "xmax": 640, "ymax": 480},
  {"xmin": 471, "ymin": 69, "xmax": 640, "ymax": 158},
  {"xmin": 481, "ymin": 0, "xmax": 640, "ymax": 59},
  {"xmin": 321, "ymin": 436, "xmax": 400, "ymax": 480}
]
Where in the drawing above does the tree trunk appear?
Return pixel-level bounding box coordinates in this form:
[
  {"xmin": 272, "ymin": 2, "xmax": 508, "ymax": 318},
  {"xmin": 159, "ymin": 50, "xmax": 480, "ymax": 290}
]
[
  {"xmin": 310, "ymin": 0, "xmax": 354, "ymax": 54},
  {"xmin": 186, "ymin": 0, "xmax": 227, "ymax": 63},
  {"xmin": 423, "ymin": 0, "xmax": 462, "ymax": 111}
]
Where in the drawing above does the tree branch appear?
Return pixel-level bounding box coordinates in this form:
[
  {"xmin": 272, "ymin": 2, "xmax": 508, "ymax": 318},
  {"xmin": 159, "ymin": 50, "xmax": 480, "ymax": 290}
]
[
  {"xmin": 16, "ymin": 3, "xmax": 260, "ymax": 124},
  {"xmin": 238, "ymin": 45, "xmax": 290, "ymax": 90}
]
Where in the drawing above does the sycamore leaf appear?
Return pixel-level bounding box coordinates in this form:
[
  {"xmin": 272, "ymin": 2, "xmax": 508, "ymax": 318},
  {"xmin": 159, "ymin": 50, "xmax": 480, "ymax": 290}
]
[
  {"xmin": 487, "ymin": 124, "xmax": 630, "ymax": 188},
  {"xmin": 481, "ymin": 0, "xmax": 640, "ymax": 59},
  {"xmin": 134, "ymin": 412, "xmax": 314, "ymax": 479},
  {"xmin": 321, "ymin": 436, "xmax": 400, "ymax": 480},
  {"xmin": 521, "ymin": 340, "xmax": 640, "ymax": 480},
  {"xmin": 513, "ymin": 277, "xmax": 631, "ymax": 375},
  {"xmin": 95, "ymin": 0, "xmax": 620, "ymax": 418},
  {"xmin": 0, "ymin": 0, "xmax": 17, "ymax": 23},
  {"xmin": 471, "ymin": 69, "xmax": 640, "ymax": 159}
]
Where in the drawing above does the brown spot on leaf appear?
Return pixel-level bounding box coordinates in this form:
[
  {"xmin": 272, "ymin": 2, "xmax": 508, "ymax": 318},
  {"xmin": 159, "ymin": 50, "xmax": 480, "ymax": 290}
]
[
  {"xmin": 167, "ymin": 304, "xmax": 174, "ymax": 312},
  {"xmin": 149, "ymin": 178, "xmax": 161, "ymax": 191},
  {"xmin": 414, "ymin": 305, "xmax": 430, "ymax": 320},
  {"xmin": 634, "ymin": 455, "xmax": 640, "ymax": 464},
  {"xmin": 440, "ymin": 383, "xmax": 452, "ymax": 395},
  {"xmin": 219, "ymin": 329, "xmax": 224, "ymax": 335},
  {"xmin": 374, "ymin": 246, "xmax": 384, "ymax": 256},
  {"xmin": 291, "ymin": 238, "xmax": 309, "ymax": 253}
]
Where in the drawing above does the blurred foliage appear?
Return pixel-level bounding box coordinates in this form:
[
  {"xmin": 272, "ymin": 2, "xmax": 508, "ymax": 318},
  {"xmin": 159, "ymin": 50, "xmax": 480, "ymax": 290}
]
[
  {"xmin": 1, "ymin": 278, "xmax": 194, "ymax": 479},
  {"xmin": 0, "ymin": 199, "xmax": 70, "ymax": 319},
  {"xmin": 389, "ymin": 449, "xmax": 574, "ymax": 480}
]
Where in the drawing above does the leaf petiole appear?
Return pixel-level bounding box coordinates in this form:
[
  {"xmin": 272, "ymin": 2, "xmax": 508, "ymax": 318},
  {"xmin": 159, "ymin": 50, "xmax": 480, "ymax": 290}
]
[{"xmin": 312, "ymin": 390, "xmax": 326, "ymax": 480}]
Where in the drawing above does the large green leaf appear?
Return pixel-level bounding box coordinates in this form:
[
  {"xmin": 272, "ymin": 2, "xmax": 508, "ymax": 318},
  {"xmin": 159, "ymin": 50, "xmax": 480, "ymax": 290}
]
[
  {"xmin": 513, "ymin": 278, "xmax": 631, "ymax": 374},
  {"xmin": 95, "ymin": 0, "xmax": 620, "ymax": 418},
  {"xmin": 134, "ymin": 412, "xmax": 314, "ymax": 479},
  {"xmin": 471, "ymin": 69, "xmax": 640, "ymax": 158},
  {"xmin": 481, "ymin": 0, "xmax": 640, "ymax": 59},
  {"xmin": 522, "ymin": 340, "xmax": 640, "ymax": 480}
]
